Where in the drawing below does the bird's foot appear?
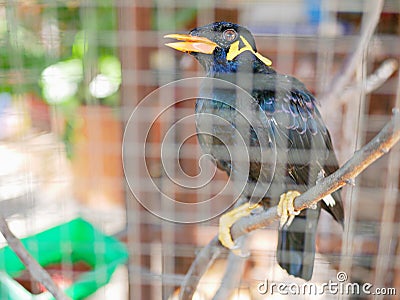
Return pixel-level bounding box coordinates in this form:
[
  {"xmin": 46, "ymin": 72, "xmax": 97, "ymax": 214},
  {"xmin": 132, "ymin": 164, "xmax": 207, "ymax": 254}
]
[
  {"xmin": 277, "ymin": 190, "xmax": 301, "ymax": 228},
  {"xmin": 219, "ymin": 203, "xmax": 261, "ymax": 253}
]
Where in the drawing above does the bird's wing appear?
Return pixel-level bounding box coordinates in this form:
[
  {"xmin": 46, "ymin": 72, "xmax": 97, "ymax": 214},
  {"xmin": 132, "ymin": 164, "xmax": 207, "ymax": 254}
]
[{"xmin": 255, "ymin": 74, "xmax": 344, "ymax": 224}]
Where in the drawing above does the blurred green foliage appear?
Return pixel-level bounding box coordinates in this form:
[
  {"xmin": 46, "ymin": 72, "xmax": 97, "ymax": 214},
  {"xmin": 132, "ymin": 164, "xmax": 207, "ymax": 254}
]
[
  {"xmin": 1, "ymin": 1, "xmax": 198, "ymax": 157},
  {"xmin": 0, "ymin": 20, "xmax": 49, "ymax": 94},
  {"xmin": 0, "ymin": 0, "xmax": 120, "ymax": 158},
  {"xmin": 1, "ymin": 0, "xmax": 119, "ymax": 100}
]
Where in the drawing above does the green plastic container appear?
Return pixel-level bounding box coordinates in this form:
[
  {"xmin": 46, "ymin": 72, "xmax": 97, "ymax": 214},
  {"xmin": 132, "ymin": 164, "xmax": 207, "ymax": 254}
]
[{"xmin": 0, "ymin": 218, "xmax": 128, "ymax": 299}]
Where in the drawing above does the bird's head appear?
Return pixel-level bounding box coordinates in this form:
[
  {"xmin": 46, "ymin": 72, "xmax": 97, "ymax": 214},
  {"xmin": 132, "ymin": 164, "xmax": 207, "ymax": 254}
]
[{"xmin": 165, "ymin": 22, "xmax": 272, "ymax": 74}]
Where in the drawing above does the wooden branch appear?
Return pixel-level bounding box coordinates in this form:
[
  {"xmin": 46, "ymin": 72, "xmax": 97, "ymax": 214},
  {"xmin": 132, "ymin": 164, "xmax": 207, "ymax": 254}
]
[
  {"xmin": 179, "ymin": 236, "xmax": 221, "ymax": 299},
  {"xmin": 320, "ymin": 0, "xmax": 384, "ymax": 104},
  {"xmin": 179, "ymin": 110, "xmax": 400, "ymax": 300},
  {"xmin": 361, "ymin": 58, "xmax": 398, "ymax": 94},
  {"xmin": 231, "ymin": 109, "xmax": 400, "ymax": 237},
  {"xmin": 212, "ymin": 238, "xmax": 248, "ymax": 300},
  {"xmin": 178, "ymin": 197, "xmax": 248, "ymax": 300},
  {"xmin": 0, "ymin": 216, "xmax": 70, "ymax": 300},
  {"xmin": 342, "ymin": 58, "xmax": 398, "ymax": 100},
  {"xmin": 327, "ymin": 58, "xmax": 398, "ymax": 114}
]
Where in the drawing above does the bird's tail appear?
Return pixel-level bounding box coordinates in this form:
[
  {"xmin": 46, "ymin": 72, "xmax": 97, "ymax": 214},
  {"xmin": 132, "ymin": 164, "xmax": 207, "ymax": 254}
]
[{"xmin": 277, "ymin": 207, "xmax": 320, "ymax": 281}]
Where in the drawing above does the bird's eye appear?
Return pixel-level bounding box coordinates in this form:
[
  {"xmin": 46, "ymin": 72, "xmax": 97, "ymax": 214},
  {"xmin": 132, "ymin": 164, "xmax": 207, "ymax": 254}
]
[{"xmin": 223, "ymin": 29, "xmax": 237, "ymax": 42}]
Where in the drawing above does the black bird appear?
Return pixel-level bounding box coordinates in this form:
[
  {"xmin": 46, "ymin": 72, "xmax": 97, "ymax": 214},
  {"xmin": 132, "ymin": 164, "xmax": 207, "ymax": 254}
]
[{"xmin": 165, "ymin": 22, "xmax": 344, "ymax": 280}]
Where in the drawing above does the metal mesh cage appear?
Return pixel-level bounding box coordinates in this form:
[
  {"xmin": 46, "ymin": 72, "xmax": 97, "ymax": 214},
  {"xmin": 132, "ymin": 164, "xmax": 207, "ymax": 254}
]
[{"xmin": 1, "ymin": 0, "xmax": 400, "ymax": 299}]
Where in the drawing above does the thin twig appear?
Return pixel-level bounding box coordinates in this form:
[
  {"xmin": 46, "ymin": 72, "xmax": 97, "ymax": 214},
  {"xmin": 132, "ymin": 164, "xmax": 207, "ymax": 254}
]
[
  {"xmin": 0, "ymin": 216, "xmax": 70, "ymax": 300},
  {"xmin": 179, "ymin": 110, "xmax": 400, "ymax": 300},
  {"xmin": 179, "ymin": 236, "xmax": 221, "ymax": 299},
  {"xmin": 212, "ymin": 237, "xmax": 248, "ymax": 300},
  {"xmin": 344, "ymin": 58, "xmax": 398, "ymax": 99},
  {"xmin": 320, "ymin": 0, "xmax": 384, "ymax": 104},
  {"xmin": 326, "ymin": 58, "xmax": 398, "ymax": 116},
  {"xmin": 179, "ymin": 198, "xmax": 247, "ymax": 300},
  {"xmin": 361, "ymin": 58, "xmax": 398, "ymax": 94}
]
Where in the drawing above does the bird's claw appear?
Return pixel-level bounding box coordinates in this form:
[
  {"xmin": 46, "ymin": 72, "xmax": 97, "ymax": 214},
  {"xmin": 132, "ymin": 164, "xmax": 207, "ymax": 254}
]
[
  {"xmin": 230, "ymin": 237, "xmax": 250, "ymax": 257},
  {"xmin": 232, "ymin": 246, "xmax": 250, "ymax": 258},
  {"xmin": 277, "ymin": 190, "xmax": 301, "ymax": 228},
  {"xmin": 218, "ymin": 203, "xmax": 261, "ymax": 251}
]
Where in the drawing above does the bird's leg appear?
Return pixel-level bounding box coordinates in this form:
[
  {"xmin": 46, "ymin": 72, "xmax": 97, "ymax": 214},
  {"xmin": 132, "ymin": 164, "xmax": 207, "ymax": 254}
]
[
  {"xmin": 277, "ymin": 190, "xmax": 301, "ymax": 228},
  {"xmin": 219, "ymin": 203, "xmax": 262, "ymax": 250}
]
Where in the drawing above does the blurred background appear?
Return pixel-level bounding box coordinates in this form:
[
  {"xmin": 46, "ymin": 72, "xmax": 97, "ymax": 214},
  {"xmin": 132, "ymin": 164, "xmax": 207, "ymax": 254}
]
[{"xmin": 0, "ymin": 0, "xmax": 400, "ymax": 299}]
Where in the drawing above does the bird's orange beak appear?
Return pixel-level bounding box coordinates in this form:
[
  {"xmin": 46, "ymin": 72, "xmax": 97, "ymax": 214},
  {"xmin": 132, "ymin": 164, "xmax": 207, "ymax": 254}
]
[{"xmin": 164, "ymin": 34, "xmax": 218, "ymax": 54}]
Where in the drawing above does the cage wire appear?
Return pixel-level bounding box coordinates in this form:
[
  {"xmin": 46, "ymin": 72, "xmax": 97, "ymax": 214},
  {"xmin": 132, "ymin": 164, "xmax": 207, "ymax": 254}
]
[{"xmin": 0, "ymin": 0, "xmax": 400, "ymax": 300}]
